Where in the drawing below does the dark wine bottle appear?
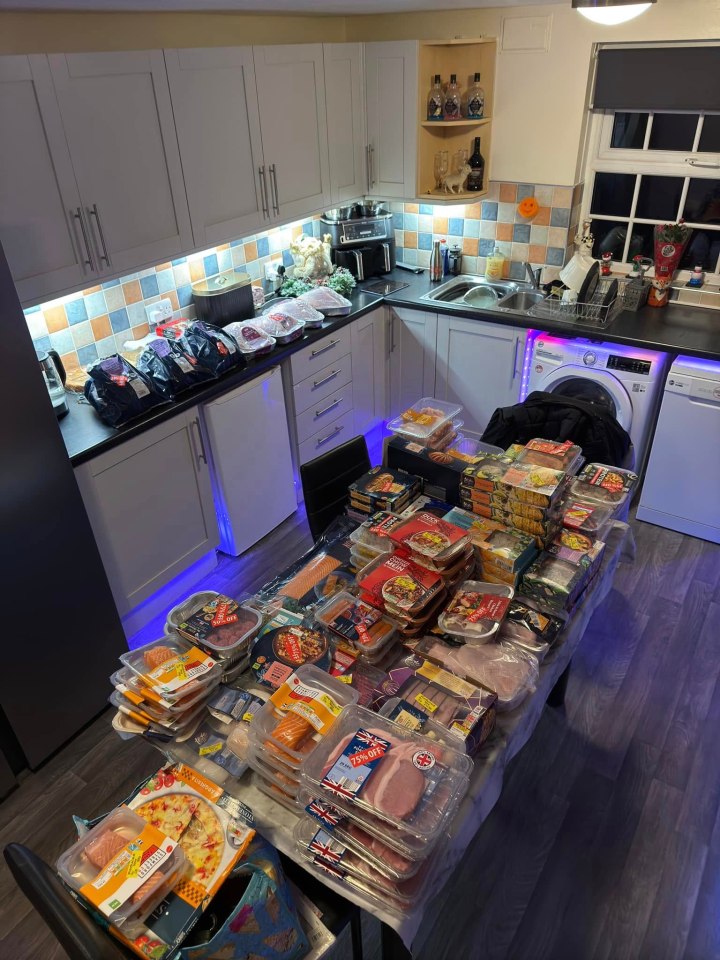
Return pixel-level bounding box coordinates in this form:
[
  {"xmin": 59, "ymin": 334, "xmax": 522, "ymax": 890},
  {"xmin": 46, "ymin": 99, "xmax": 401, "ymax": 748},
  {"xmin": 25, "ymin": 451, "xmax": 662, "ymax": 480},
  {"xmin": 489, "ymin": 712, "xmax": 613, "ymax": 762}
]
[{"xmin": 466, "ymin": 137, "xmax": 485, "ymax": 192}]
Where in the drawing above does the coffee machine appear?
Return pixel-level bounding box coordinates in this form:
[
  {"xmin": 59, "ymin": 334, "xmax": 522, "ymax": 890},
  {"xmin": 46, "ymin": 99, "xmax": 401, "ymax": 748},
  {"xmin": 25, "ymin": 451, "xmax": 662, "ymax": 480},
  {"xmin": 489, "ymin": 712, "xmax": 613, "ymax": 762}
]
[{"xmin": 322, "ymin": 204, "xmax": 396, "ymax": 281}]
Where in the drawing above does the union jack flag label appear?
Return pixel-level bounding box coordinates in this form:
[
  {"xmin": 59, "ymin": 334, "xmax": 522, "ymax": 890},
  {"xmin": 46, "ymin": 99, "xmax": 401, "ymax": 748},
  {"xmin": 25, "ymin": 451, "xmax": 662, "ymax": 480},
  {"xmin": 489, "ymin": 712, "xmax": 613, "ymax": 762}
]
[
  {"xmin": 305, "ymin": 797, "xmax": 342, "ymax": 829},
  {"xmin": 308, "ymin": 828, "xmax": 346, "ymax": 865},
  {"xmin": 320, "ymin": 728, "xmax": 391, "ymax": 801},
  {"xmin": 313, "ymin": 857, "xmax": 346, "ymax": 880}
]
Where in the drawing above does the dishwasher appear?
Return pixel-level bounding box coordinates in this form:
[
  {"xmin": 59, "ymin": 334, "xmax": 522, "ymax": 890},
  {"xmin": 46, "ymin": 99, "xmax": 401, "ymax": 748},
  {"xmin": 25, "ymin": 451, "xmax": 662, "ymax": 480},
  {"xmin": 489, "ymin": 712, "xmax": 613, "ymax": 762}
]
[
  {"xmin": 637, "ymin": 355, "xmax": 720, "ymax": 544},
  {"xmin": 202, "ymin": 366, "xmax": 297, "ymax": 556}
]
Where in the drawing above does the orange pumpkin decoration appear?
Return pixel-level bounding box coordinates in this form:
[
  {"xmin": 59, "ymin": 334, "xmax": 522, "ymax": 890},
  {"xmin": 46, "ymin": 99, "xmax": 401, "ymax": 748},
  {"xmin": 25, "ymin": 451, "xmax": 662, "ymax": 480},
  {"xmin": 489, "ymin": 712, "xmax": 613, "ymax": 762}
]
[{"xmin": 517, "ymin": 197, "xmax": 539, "ymax": 219}]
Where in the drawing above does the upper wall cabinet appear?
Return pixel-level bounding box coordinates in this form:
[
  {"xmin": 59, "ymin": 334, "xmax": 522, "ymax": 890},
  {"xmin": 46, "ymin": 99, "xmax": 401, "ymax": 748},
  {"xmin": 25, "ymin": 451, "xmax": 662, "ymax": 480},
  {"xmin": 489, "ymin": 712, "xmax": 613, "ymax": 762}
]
[
  {"xmin": 165, "ymin": 47, "xmax": 267, "ymax": 247},
  {"xmin": 364, "ymin": 41, "xmax": 418, "ymax": 200},
  {"xmin": 47, "ymin": 51, "xmax": 193, "ymax": 276},
  {"xmin": 253, "ymin": 45, "xmax": 331, "ymax": 222},
  {"xmin": 0, "ymin": 56, "xmax": 93, "ymax": 303},
  {"xmin": 324, "ymin": 43, "xmax": 366, "ymax": 205}
]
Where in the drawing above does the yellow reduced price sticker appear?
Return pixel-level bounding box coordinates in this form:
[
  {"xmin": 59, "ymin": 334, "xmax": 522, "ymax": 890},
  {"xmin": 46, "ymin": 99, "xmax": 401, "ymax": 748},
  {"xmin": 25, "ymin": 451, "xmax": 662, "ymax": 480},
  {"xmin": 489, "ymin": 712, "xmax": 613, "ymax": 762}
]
[
  {"xmin": 126, "ymin": 849, "xmax": 142, "ymax": 879},
  {"xmin": 199, "ymin": 741, "xmax": 223, "ymax": 756},
  {"xmin": 338, "ymin": 675, "xmax": 353, "ymax": 684},
  {"xmin": 175, "ymin": 660, "xmax": 188, "ymax": 682},
  {"xmin": 415, "ymin": 693, "xmax": 437, "ymax": 713},
  {"xmin": 318, "ymin": 693, "xmax": 342, "ymax": 716},
  {"xmin": 242, "ymin": 712, "xmax": 254, "ymax": 722}
]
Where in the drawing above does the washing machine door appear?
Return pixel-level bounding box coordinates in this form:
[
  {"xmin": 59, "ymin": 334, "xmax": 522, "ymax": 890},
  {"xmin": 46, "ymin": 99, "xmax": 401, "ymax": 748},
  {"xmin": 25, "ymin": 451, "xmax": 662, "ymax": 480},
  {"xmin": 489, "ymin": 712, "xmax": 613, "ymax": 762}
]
[{"xmin": 537, "ymin": 365, "xmax": 633, "ymax": 430}]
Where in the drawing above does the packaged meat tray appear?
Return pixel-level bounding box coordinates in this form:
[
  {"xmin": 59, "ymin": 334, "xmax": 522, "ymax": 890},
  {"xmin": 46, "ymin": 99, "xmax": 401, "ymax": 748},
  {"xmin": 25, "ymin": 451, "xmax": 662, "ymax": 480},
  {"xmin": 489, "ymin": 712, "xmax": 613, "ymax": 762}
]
[
  {"xmin": 520, "ymin": 551, "xmax": 600, "ymax": 613},
  {"xmin": 570, "ymin": 463, "xmax": 638, "ymax": 509},
  {"xmin": 252, "ymin": 771, "xmax": 301, "ymax": 814},
  {"xmin": 56, "ymin": 806, "xmax": 187, "ymax": 928},
  {"xmin": 249, "ymin": 664, "xmax": 358, "ymax": 767},
  {"xmin": 251, "ymin": 285, "xmax": 265, "ymax": 310},
  {"xmin": 349, "ymin": 512, "xmax": 402, "ymax": 551},
  {"xmin": 247, "ymin": 743, "xmax": 301, "ymax": 797},
  {"xmin": 266, "ymin": 296, "xmax": 324, "ymax": 329},
  {"xmin": 546, "ymin": 528, "xmax": 606, "ymax": 567},
  {"xmin": 255, "ymin": 311, "xmax": 304, "ymax": 344},
  {"xmin": 387, "ymin": 398, "xmax": 462, "ymax": 442},
  {"xmin": 109, "ymin": 689, "xmax": 209, "ymax": 737},
  {"xmin": 357, "ymin": 552, "xmax": 444, "ymax": 617},
  {"xmin": 416, "ymin": 637, "xmax": 539, "ymax": 712},
  {"xmin": 315, "ymin": 592, "xmax": 397, "ymax": 657},
  {"xmin": 110, "ymin": 666, "xmax": 213, "ymax": 718},
  {"xmin": 298, "ymin": 287, "xmax": 352, "ymax": 316},
  {"xmin": 388, "ymin": 511, "xmax": 470, "ymax": 565},
  {"xmin": 561, "ymin": 498, "xmax": 614, "ymax": 540},
  {"xmin": 516, "ymin": 438, "xmax": 583, "ymax": 473},
  {"xmin": 169, "ymin": 716, "xmax": 249, "ymax": 781},
  {"xmin": 446, "ymin": 436, "xmax": 502, "ymax": 464},
  {"xmin": 120, "ymin": 635, "xmax": 222, "ymax": 703},
  {"xmin": 170, "ymin": 593, "xmax": 262, "ymax": 658},
  {"xmin": 499, "ymin": 624, "xmax": 550, "ymax": 662},
  {"xmin": 223, "ymin": 320, "xmax": 275, "ymax": 356},
  {"xmin": 504, "ymin": 600, "xmax": 563, "ymax": 647},
  {"xmin": 300, "ymin": 705, "xmax": 473, "ymax": 846},
  {"xmin": 314, "ymin": 570, "xmax": 355, "ymax": 602},
  {"xmin": 424, "ymin": 418, "xmax": 462, "ymax": 452},
  {"xmin": 409, "ymin": 542, "xmax": 474, "ymax": 578},
  {"xmin": 438, "ymin": 581, "xmax": 514, "ymax": 642}
]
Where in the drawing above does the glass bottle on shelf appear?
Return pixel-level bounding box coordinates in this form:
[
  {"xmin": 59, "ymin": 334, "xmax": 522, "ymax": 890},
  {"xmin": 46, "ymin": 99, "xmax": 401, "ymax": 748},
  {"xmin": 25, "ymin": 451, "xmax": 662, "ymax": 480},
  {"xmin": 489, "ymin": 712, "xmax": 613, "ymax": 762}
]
[
  {"xmin": 427, "ymin": 74, "xmax": 444, "ymax": 121},
  {"xmin": 467, "ymin": 73, "xmax": 485, "ymax": 119},
  {"xmin": 466, "ymin": 137, "xmax": 485, "ymax": 192},
  {"xmin": 443, "ymin": 74, "xmax": 462, "ymax": 121}
]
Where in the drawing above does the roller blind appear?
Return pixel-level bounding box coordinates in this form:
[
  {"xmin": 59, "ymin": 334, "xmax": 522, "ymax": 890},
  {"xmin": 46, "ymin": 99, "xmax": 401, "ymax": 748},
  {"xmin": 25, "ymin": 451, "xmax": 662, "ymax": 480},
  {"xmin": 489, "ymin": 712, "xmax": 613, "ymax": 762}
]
[{"xmin": 593, "ymin": 46, "xmax": 720, "ymax": 112}]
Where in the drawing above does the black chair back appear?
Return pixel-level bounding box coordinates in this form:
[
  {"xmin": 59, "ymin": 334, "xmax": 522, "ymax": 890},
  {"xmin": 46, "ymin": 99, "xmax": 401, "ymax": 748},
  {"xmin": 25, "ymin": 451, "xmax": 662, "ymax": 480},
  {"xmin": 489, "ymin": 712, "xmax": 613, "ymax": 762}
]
[
  {"xmin": 300, "ymin": 435, "xmax": 371, "ymax": 542},
  {"xmin": 4, "ymin": 843, "xmax": 135, "ymax": 960}
]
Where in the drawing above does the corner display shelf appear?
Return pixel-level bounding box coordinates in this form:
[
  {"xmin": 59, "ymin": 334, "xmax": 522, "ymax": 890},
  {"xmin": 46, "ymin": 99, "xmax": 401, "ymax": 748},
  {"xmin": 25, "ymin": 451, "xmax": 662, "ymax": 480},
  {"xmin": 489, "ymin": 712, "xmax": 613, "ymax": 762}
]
[{"xmin": 417, "ymin": 38, "xmax": 497, "ymax": 205}]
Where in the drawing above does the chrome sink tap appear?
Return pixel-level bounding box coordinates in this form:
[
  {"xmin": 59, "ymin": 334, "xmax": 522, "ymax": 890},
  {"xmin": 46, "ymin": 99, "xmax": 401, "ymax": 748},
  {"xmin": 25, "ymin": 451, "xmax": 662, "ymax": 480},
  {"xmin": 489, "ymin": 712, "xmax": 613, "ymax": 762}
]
[{"xmin": 524, "ymin": 262, "xmax": 542, "ymax": 289}]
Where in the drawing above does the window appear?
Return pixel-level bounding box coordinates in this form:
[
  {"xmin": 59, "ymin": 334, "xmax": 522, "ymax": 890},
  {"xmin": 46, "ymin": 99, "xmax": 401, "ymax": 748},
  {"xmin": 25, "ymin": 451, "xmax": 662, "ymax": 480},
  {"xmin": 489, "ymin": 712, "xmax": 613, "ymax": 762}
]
[{"xmin": 584, "ymin": 108, "xmax": 720, "ymax": 277}]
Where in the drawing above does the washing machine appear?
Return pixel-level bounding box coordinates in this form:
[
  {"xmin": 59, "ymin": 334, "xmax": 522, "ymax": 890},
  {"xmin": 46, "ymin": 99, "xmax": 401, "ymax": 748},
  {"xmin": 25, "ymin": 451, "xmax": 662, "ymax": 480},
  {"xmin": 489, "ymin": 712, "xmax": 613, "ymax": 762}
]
[{"xmin": 523, "ymin": 333, "xmax": 668, "ymax": 475}]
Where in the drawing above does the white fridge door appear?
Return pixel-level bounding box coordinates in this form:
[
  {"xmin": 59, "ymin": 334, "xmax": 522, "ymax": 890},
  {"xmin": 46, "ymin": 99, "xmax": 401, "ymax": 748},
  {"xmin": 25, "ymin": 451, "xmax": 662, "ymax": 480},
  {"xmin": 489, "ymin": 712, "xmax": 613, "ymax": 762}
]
[{"xmin": 202, "ymin": 367, "xmax": 297, "ymax": 556}]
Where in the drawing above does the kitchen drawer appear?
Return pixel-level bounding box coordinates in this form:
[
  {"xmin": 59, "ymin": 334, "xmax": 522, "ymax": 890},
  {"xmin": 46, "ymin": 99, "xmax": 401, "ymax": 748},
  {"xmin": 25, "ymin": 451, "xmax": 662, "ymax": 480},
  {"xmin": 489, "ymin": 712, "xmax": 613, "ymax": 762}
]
[
  {"xmin": 296, "ymin": 386, "xmax": 354, "ymax": 444},
  {"xmin": 293, "ymin": 353, "xmax": 352, "ymax": 415},
  {"xmin": 298, "ymin": 409, "xmax": 355, "ymax": 465},
  {"xmin": 290, "ymin": 326, "xmax": 352, "ymax": 384}
]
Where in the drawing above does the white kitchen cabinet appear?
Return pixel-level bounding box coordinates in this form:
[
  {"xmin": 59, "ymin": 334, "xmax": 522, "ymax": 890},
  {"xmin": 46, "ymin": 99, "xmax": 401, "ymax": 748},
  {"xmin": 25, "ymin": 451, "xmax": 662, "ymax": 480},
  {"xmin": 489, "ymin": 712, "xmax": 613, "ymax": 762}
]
[
  {"xmin": 165, "ymin": 47, "xmax": 267, "ymax": 247},
  {"xmin": 351, "ymin": 307, "xmax": 388, "ymax": 434},
  {"xmin": 74, "ymin": 409, "xmax": 219, "ymax": 620},
  {"xmin": 0, "ymin": 56, "xmax": 94, "ymax": 303},
  {"xmin": 324, "ymin": 43, "xmax": 366, "ymax": 205},
  {"xmin": 253, "ymin": 45, "xmax": 331, "ymax": 222},
  {"xmin": 47, "ymin": 51, "xmax": 193, "ymax": 275},
  {"xmin": 364, "ymin": 41, "xmax": 418, "ymax": 200},
  {"xmin": 435, "ymin": 315, "xmax": 526, "ymax": 435},
  {"xmin": 388, "ymin": 307, "xmax": 438, "ymax": 421}
]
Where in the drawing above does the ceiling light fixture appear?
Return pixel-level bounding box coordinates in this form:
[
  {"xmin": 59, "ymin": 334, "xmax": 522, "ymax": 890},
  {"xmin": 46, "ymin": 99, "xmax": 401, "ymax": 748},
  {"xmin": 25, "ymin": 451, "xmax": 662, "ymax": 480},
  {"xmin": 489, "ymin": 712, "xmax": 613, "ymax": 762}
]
[{"xmin": 572, "ymin": 0, "xmax": 656, "ymax": 25}]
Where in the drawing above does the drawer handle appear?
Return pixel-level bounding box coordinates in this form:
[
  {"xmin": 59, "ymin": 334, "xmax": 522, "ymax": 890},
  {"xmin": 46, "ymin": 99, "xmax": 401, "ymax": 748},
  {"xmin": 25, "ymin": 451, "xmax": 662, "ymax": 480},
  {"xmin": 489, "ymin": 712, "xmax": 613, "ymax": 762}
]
[
  {"xmin": 317, "ymin": 425, "xmax": 343, "ymax": 447},
  {"xmin": 311, "ymin": 339, "xmax": 341, "ymax": 358},
  {"xmin": 315, "ymin": 397, "xmax": 342, "ymax": 418},
  {"xmin": 313, "ymin": 370, "xmax": 339, "ymax": 389}
]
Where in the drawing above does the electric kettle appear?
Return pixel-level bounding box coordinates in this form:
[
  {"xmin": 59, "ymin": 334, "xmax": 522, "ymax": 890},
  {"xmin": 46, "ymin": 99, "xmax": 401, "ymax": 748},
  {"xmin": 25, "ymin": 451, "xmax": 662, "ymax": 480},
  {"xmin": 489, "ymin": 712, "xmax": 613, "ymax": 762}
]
[{"xmin": 37, "ymin": 349, "xmax": 68, "ymax": 418}]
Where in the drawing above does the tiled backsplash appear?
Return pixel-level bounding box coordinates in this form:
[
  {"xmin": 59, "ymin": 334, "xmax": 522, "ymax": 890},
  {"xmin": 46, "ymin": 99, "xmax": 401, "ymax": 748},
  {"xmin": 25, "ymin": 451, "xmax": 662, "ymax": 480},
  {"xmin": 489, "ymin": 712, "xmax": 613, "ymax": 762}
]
[
  {"xmin": 391, "ymin": 181, "xmax": 583, "ymax": 280},
  {"xmin": 25, "ymin": 216, "xmax": 323, "ymax": 373},
  {"xmin": 24, "ymin": 180, "xmax": 582, "ymax": 372}
]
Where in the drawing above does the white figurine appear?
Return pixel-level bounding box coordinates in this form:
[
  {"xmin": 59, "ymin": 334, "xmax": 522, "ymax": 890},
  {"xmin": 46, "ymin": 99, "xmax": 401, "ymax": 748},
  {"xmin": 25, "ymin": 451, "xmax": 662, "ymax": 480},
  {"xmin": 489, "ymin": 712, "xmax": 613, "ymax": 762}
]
[
  {"xmin": 441, "ymin": 163, "xmax": 472, "ymax": 195},
  {"xmin": 289, "ymin": 233, "xmax": 334, "ymax": 279}
]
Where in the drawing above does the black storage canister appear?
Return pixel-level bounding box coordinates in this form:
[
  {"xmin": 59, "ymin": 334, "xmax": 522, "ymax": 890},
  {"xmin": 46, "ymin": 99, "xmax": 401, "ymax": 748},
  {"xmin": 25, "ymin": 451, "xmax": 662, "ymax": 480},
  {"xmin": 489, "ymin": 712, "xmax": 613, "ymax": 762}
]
[{"xmin": 191, "ymin": 270, "xmax": 254, "ymax": 327}]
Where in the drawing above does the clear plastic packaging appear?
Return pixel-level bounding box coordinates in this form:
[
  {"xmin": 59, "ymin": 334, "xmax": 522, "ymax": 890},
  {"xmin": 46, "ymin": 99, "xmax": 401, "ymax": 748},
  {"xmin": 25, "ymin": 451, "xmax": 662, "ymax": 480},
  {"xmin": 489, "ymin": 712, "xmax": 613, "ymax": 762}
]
[
  {"xmin": 517, "ymin": 438, "xmax": 583, "ymax": 472},
  {"xmin": 313, "ymin": 570, "xmax": 355, "ymax": 602},
  {"xmin": 258, "ymin": 304, "xmax": 305, "ymax": 343},
  {"xmin": 247, "ymin": 744, "xmax": 301, "ymax": 796},
  {"xmin": 251, "ymin": 286, "xmax": 265, "ymax": 310},
  {"xmin": 223, "ymin": 320, "xmax": 275, "ymax": 356},
  {"xmin": 300, "ymin": 705, "xmax": 473, "ymax": 846},
  {"xmin": 298, "ymin": 287, "xmax": 352, "ymax": 316},
  {"xmin": 357, "ymin": 552, "xmax": 444, "ymax": 617},
  {"xmin": 119, "ymin": 635, "xmax": 222, "ymax": 703},
  {"xmin": 570, "ymin": 463, "xmax": 638, "ymax": 509},
  {"xmin": 314, "ymin": 592, "xmax": 397, "ymax": 657},
  {"xmin": 521, "ymin": 548, "xmax": 602, "ymax": 613},
  {"xmin": 447, "ymin": 436, "xmax": 503, "ymax": 463},
  {"xmin": 169, "ymin": 593, "xmax": 262, "ymax": 659},
  {"xmin": 388, "ymin": 512, "xmax": 470, "ymax": 565},
  {"xmin": 253, "ymin": 771, "xmax": 300, "ymax": 814},
  {"xmin": 496, "ymin": 462, "xmax": 568, "ymax": 508},
  {"xmin": 109, "ymin": 690, "xmax": 210, "ymax": 736},
  {"xmin": 248, "ymin": 664, "xmax": 358, "ymax": 766},
  {"xmin": 561, "ymin": 498, "xmax": 614, "ymax": 539},
  {"xmin": 110, "ymin": 667, "xmax": 213, "ymax": 718},
  {"xmin": 56, "ymin": 806, "xmax": 187, "ymax": 927},
  {"xmin": 348, "ymin": 513, "xmax": 400, "ymax": 552},
  {"xmin": 267, "ymin": 297, "xmax": 324, "ymax": 329},
  {"xmin": 437, "ymin": 581, "xmax": 514, "ymax": 642},
  {"xmin": 425, "ymin": 418, "xmax": 463, "ymax": 452},
  {"xmin": 387, "ymin": 398, "xmax": 463, "ymax": 442},
  {"xmin": 498, "ymin": 623, "xmax": 550, "ymax": 662}
]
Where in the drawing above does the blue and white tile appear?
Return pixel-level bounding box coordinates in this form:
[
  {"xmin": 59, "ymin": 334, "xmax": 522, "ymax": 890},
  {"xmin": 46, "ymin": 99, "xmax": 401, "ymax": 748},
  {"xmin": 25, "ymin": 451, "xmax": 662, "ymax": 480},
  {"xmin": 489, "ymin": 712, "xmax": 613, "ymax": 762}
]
[
  {"xmin": 231, "ymin": 245, "xmax": 247, "ymax": 267},
  {"xmin": 71, "ymin": 320, "xmax": 94, "ymax": 349},
  {"xmin": 156, "ymin": 268, "xmax": 175, "ymax": 294},
  {"xmin": 96, "ymin": 336, "xmax": 115, "ymax": 359},
  {"xmin": 282, "ymin": 249, "xmax": 294, "ymax": 268},
  {"xmin": 479, "ymin": 238, "xmax": 496, "ymax": 257},
  {"xmin": 546, "ymin": 246, "xmax": 565, "ymax": 266},
  {"xmin": 463, "ymin": 256, "xmax": 478, "ymax": 274},
  {"xmin": 550, "ymin": 207, "xmax": 571, "ymax": 228},
  {"xmin": 464, "ymin": 219, "xmax": 481, "ymax": 238},
  {"xmin": 84, "ymin": 290, "xmax": 107, "ymax": 320},
  {"xmin": 509, "ymin": 261, "xmax": 527, "ymax": 281},
  {"xmin": 270, "ymin": 229, "xmax": 290, "ymax": 254},
  {"xmin": 395, "ymin": 230, "xmax": 405, "ymax": 248},
  {"xmin": 77, "ymin": 343, "xmax": 98, "ymax": 367},
  {"xmin": 66, "ymin": 298, "xmax": 88, "ymax": 326},
  {"xmin": 25, "ymin": 310, "xmax": 48, "ymax": 340},
  {"xmin": 419, "ymin": 215, "xmax": 433, "ymax": 233},
  {"xmin": 513, "ymin": 223, "xmax": 531, "ymax": 244},
  {"xmin": 49, "ymin": 328, "xmax": 74, "ymax": 355},
  {"xmin": 104, "ymin": 285, "xmax": 125, "ymax": 313},
  {"xmin": 33, "ymin": 335, "xmax": 52, "ymax": 354},
  {"xmin": 530, "ymin": 225, "xmax": 549, "ymax": 245},
  {"xmin": 479, "ymin": 220, "xmax": 496, "ymax": 239},
  {"xmin": 114, "ymin": 333, "xmax": 132, "ymax": 353},
  {"xmin": 480, "ymin": 202, "xmax": 498, "ymax": 221},
  {"xmin": 245, "ymin": 260, "xmax": 263, "ymax": 281},
  {"xmin": 109, "ymin": 308, "xmax": 130, "ymax": 333},
  {"xmin": 403, "ymin": 213, "xmax": 418, "ymax": 232},
  {"xmin": 418, "ymin": 233, "xmax": 433, "ymax": 251},
  {"xmin": 126, "ymin": 301, "xmax": 147, "ymax": 327},
  {"xmin": 535, "ymin": 185, "xmax": 554, "ymax": 206},
  {"xmin": 517, "ymin": 184, "xmax": 535, "ymax": 201},
  {"xmin": 176, "ymin": 284, "xmax": 193, "ymax": 308},
  {"xmin": 140, "ymin": 273, "xmax": 160, "ymax": 300},
  {"xmin": 417, "ymin": 249, "xmax": 431, "ymax": 268},
  {"xmin": 137, "ymin": 267, "xmax": 155, "ymax": 280},
  {"xmin": 256, "ymin": 236, "xmax": 270, "ymax": 258},
  {"xmin": 448, "ymin": 217, "xmax": 464, "ymax": 237},
  {"xmin": 419, "ymin": 204, "xmax": 433, "ymax": 215},
  {"xmin": 173, "ymin": 262, "xmax": 191, "ymax": 288},
  {"xmin": 402, "ymin": 248, "xmax": 418, "ymax": 265},
  {"xmin": 511, "ymin": 242, "xmax": 529, "ymax": 261},
  {"xmin": 497, "ymin": 203, "xmax": 515, "ymax": 223},
  {"xmin": 203, "ymin": 253, "xmax": 219, "ymax": 278}
]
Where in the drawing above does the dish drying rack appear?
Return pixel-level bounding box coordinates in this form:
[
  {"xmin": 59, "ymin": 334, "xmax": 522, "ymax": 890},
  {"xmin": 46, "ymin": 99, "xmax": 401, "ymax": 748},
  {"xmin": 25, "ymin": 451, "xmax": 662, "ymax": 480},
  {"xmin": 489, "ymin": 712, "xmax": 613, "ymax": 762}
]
[{"xmin": 528, "ymin": 277, "xmax": 632, "ymax": 329}]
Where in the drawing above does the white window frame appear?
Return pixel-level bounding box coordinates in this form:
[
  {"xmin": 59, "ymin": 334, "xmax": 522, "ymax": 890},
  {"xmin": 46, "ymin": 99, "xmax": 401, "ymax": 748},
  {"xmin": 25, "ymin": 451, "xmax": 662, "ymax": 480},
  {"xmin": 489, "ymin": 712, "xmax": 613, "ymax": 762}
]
[{"xmin": 583, "ymin": 108, "xmax": 720, "ymax": 281}]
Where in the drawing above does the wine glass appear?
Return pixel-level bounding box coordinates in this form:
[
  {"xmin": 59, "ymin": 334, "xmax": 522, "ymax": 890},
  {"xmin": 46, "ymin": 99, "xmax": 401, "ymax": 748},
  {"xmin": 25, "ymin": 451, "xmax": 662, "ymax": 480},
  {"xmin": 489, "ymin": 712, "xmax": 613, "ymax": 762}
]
[{"xmin": 433, "ymin": 151, "xmax": 449, "ymax": 191}]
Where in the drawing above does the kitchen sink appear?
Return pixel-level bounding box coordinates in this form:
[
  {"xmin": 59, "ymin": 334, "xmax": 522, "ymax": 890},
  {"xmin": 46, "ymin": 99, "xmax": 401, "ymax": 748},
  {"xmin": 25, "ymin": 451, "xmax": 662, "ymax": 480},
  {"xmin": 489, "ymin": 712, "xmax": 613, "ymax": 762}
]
[
  {"xmin": 421, "ymin": 275, "xmax": 522, "ymax": 305},
  {"xmin": 496, "ymin": 289, "xmax": 547, "ymax": 312}
]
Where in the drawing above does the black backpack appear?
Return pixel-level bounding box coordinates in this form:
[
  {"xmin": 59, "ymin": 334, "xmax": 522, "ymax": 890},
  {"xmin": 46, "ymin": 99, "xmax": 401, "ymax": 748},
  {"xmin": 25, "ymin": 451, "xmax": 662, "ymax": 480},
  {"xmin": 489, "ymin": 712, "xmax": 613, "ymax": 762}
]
[{"xmin": 481, "ymin": 390, "xmax": 632, "ymax": 467}]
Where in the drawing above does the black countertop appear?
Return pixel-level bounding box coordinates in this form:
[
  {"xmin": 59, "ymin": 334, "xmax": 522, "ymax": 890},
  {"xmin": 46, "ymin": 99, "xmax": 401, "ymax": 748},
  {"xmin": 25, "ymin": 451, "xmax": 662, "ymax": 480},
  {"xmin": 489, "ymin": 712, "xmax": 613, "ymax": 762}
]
[{"xmin": 60, "ymin": 270, "xmax": 720, "ymax": 467}]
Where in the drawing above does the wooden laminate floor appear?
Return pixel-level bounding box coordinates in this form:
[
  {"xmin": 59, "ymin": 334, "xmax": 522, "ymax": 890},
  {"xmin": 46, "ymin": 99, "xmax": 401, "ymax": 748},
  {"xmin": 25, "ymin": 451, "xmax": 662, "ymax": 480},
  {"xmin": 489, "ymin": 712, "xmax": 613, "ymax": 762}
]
[{"xmin": 2, "ymin": 508, "xmax": 720, "ymax": 960}]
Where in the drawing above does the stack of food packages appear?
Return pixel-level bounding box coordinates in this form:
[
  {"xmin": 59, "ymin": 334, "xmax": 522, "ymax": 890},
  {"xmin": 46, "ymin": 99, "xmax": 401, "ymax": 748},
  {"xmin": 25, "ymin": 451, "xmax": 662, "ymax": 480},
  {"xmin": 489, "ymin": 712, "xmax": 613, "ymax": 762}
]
[
  {"xmin": 348, "ymin": 466, "xmax": 421, "ymax": 517},
  {"xmin": 386, "ymin": 397, "xmax": 464, "ymax": 452},
  {"xmin": 293, "ymin": 706, "xmax": 473, "ymax": 917}
]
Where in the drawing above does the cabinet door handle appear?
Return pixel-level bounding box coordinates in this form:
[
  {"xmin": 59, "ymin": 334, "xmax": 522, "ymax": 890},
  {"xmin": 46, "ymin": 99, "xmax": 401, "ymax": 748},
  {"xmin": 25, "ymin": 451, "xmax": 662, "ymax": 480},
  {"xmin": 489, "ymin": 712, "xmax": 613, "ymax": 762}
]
[
  {"xmin": 315, "ymin": 397, "xmax": 342, "ymax": 418},
  {"xmin": 313, "ymin": 369, "xmax": 339, "ymax": 389},
  {"xmin": 317, "ymin": 424, "xmax": 343, "ymax": 447},
  {"xmin": 258, "ymin": 166, "xmax": 269, "ymax": 218},
  {"xmin": 389, "ymin": 312, "xmax": 395, "ymax": 355},
  {"xmin": 511, "ymin": 336, "xmax": 521, "ymax": 384},
  {"xmin": 88, "ymin": 203, "xmax": 111, "ymax": 267},
  {"xmin": 72, "ymin": 208, "xmax": 95, "ymax": 271},
  {"xmin": 311, "ymin": 338, "xmax": 340, "ymax": 358},
  {"xmin": 366, "ymin": 144, "xmax": 375, "ymax": 191},
  {"xmin": 269, "ymin": 163, "xmax": 280, "ymax": 215},
  {"xmin": 190, "ymin": 417, "xmax": 208, "ymax": 467}
]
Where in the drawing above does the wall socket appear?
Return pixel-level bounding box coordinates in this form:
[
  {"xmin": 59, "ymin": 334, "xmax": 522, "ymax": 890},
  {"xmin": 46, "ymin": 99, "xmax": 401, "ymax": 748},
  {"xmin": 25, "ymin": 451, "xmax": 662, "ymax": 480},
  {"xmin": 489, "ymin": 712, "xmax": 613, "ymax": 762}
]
[
  {"xmin": 145, "ymin": 297, "xmax": 174, "ymax": 328},
  {"xmin": 265, "ymin": 259, "xmax": 284, "ymax": 281}
]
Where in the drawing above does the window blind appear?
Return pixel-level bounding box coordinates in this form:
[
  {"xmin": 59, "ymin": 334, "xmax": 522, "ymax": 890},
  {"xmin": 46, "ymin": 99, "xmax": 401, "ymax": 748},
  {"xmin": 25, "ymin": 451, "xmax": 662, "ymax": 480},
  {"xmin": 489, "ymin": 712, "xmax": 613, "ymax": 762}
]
[{"xmin": 593, "ymin": 46, "xmax": 720, "ymax": 112}]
